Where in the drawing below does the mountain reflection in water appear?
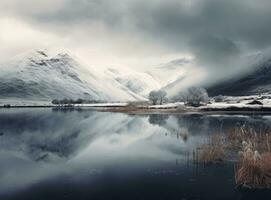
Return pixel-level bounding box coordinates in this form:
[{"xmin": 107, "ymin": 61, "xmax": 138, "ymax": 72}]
[{"xmin": 1, "ymin": 108, "xmax": 271, "ymax": 200}]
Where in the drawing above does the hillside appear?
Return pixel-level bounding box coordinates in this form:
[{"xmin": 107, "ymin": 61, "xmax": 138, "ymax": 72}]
[{"xmin": 0, "ymin": 50, "xmax": 150, "ymax": 101}]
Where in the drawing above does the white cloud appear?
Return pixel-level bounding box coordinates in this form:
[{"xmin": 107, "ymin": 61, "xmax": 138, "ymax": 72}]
[
  {"xmin": 0, "ymin": 17, "xmax": 63, "ymax": 62},
  {"xmin": 1, "ymin": 0, "xmax": 271, "ymax": 80}
]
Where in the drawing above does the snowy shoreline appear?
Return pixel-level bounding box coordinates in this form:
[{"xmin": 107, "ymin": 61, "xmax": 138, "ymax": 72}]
[
  {"xmin": 3, "ymin": 103, "xmax": 271, "ymax": 116},
  {"xmin": 2, "ymin": 95, "xmax": 271, "ymax": 114}
]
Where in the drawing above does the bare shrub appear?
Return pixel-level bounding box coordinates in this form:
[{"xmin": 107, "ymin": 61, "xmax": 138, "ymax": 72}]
[{"xmin": 181, "ymin": 87, "xmax": 209, "ymax": 107}]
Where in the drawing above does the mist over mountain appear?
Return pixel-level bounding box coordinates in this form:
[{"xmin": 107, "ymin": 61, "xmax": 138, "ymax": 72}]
[{"xmin": 207, "ymin": 51, "xmax": 271, "ymax": 96}]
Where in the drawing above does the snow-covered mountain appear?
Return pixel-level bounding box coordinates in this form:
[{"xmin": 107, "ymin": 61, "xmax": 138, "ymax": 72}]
[
  {"xmin": 0, "ymin": 50, "xmax": 161, "ymax": 101},
  {"xmin": 0, "ymin": 50, "xmax": 210, "ymax": 102},
  {"xmin": 6, "ymin": 48, "xmax": 270, "ymax": 102},
  {"xmin": 105, "ymin": 66, "xmax": 160, "ymax": 97}
]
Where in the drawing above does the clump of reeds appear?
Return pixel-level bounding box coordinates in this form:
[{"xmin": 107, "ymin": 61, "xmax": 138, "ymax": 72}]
[
  {"xmin": 198, "ymin": 135, "xmax": 226, "ymax": 164},
  {"xmin": 226, "ymin": 125, "xmax": 271, "ymax": 153},
  {"xmin": 235, "ymin": 141, "xmax": 271, "ymax": 188},
  {"xmin": 194, "ymin": 125, "xmax": 271, "ymax": 189}
]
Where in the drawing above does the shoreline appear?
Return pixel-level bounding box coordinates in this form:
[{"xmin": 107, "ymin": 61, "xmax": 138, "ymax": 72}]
[{"xmin": 2, "ymin": 104, "xmax": 271, "ymax": 115}]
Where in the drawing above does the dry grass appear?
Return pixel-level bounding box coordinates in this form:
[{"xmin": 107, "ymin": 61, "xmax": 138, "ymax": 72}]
[
  {"xmin": 228, "ymin": 127, "xmax": 271, "ymax": 188},
  {"xmin": 196, "ymin": 126, "xmax": 271, "ymax": 188},
  {"xmin": 226, "ymin": 126, "xmax": 271, "ymax": 152},
  {"xmin": 198, "ymin": 135, "xmax": 226, "ymax": 164},
  {"xmin": 235, "ymin": 141, "xmax": 271, "ymax": 188}
]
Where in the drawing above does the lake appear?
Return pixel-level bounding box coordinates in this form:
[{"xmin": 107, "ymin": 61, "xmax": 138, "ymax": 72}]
[{"xmin": 0, "ymin": 108, "xmax": 271, "ymax": 200}]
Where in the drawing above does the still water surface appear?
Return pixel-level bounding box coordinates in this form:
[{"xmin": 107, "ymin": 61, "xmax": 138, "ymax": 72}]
[{"xmin": 0, "ymin": 108, "xmax": 271, "ymax": 200}]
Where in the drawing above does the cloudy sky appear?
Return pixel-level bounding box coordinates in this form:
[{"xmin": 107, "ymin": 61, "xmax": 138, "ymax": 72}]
[{"xmin": 1, "ymin": 0, "xmax": 271, "ymax": 76}]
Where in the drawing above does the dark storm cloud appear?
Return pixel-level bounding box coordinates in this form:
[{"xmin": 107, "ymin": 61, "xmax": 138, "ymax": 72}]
[
  {"xmin": 1, "ymin": 0, "xmax": 271, "ymax": 70},
  {"xmin": 125, "ymin": 0, "xmax": 271, "ymax": 69},
  {"xmin": 189, "ymin": 35, "xmax": 240, "ymax": 66}
]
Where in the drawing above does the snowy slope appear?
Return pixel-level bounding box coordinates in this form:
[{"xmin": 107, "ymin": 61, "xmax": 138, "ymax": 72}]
[
  {"xmin": 146, "ymin": 59, "xmax": 190, "ymax": 87},
  {"xmin": 0, "ymin": 50, "xmax": 146, "ymax": 101},
  {"xmin": 105, "ymin": 66, "xmax": 161, "ymax": 97}
]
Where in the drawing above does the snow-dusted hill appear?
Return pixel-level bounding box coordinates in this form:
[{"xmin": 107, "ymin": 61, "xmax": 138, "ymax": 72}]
[
  {"xmin": 105, "ymin": 66, "xmax": 161, "ymax": 97},
  {"xmin": 0, "ymin": 50, "xmax": 155, "ymax": 101}
]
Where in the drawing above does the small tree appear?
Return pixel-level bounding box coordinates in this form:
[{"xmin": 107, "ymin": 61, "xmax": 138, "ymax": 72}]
[
  {"xmin": 149, "ymin": 90, "xmax": 168, "ymax": 105},
  {"xmin": 157, "ymin": 90, "xmax": 167, "ymax": 105},
  {"xmin": 184, "ymin": 87, "xmax": 209, "ymax": 107},
  {"xmin": 214, "ymin": 95, "xmax": 225, "ymax": 102},
  {"xmin": 149, "ymin": 90, "xmax": 159, "ymax": 105},
  {"xmin": 52, "ymin": 99, "xmax": 59, "ymax": 105}
]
